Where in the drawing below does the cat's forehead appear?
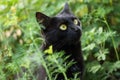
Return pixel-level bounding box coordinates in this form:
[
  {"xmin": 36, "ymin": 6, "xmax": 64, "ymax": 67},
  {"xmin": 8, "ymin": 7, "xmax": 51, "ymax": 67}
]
[
  {"xmin": 53, "ymin": 14, "xmax": 76, "ymax": 21},
  {"xmin": 56, "ymin": 12, "xmax": 75, "ymax": 17}
]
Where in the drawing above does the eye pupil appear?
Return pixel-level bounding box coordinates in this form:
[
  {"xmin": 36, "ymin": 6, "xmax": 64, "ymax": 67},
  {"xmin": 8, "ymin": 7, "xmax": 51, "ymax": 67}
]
[{"xmin": 60, "ymin": 24, "xmax": 67, "ymax": 30}]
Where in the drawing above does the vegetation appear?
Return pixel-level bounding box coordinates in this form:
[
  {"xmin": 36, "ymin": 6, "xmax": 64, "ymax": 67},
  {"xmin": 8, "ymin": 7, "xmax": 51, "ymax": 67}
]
[{"xmin": 0, "ymin": 0, "xmax": 120, "ymax": 80}]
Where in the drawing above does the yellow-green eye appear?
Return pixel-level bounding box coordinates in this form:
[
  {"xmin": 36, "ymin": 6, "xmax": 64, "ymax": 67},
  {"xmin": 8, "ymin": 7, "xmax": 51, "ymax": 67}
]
[
  {"xmin": 59, "ymin": 24, "xmax": 67, "ymax": 30},
  {"xmin": 74, "ymin": 19, "xmax": 78, "ymax": 25}
]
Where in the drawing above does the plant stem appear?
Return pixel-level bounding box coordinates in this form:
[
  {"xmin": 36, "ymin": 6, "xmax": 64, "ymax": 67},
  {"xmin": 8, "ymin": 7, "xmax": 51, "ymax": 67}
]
[
  {"xmin": 63, "ymin": 72, "xmax": 68, "ymax": 80},
  {"xmin": 103, "ymin": 18, "xmax": 119, "ymax": 61},
  {"xmin": 33, "ymin": 41, "xmax": 52, "ymax": 80},
  {"xmin": 54, "ymin": 59, "xmax": 68, "ymax": 80}
]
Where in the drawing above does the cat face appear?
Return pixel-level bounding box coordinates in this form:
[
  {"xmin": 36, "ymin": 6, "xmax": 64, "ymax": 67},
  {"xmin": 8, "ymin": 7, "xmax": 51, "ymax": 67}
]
[{"xmin": 36, "ymin": 3, "xmax": 82, "ymax": 46}]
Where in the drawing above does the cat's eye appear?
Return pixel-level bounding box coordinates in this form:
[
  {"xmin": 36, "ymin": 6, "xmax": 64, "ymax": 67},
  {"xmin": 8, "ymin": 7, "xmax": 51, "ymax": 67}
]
[
  {"xmin": 59, "ymin": 24, "xmax": 67, "ymax": 30},
  {"xmin": 74, "ymin": 19, "xmax": 78, "ymax": 25}
]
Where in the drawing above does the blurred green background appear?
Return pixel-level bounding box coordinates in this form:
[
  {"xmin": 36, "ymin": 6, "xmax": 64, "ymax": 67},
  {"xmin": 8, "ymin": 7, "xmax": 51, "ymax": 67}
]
[{"xmin": 0, "ymin": 0, "xmax": 120, "ymax": 80}]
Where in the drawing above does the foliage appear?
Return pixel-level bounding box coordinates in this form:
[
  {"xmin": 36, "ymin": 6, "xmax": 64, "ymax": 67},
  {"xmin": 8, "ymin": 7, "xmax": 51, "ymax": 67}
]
[{"xmin": 0, "ymin": 0, "xmax": 120, "ymax": 80}]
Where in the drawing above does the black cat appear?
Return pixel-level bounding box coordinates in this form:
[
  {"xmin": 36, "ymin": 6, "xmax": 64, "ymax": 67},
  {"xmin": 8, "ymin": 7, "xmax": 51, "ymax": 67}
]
[{"xmin": 36, "ymin": 3, "xmax": 84, "ymax": 80}]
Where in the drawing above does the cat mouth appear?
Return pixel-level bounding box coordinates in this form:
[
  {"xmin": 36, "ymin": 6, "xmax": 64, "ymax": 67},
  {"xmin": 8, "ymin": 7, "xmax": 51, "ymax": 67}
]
[
  {"xmin": 67, "ymin": 31, "xmax": 81, "ymax": 44},
  {"xmin": 66, "ymin": 35, "xmax": 80, "ymax": 45}
]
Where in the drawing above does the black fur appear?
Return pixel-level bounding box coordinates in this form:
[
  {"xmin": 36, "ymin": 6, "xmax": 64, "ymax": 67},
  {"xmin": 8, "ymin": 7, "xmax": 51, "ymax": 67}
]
[{"xmin": 36, "ymin": 3, "xmax": 84, "ymax": 80}]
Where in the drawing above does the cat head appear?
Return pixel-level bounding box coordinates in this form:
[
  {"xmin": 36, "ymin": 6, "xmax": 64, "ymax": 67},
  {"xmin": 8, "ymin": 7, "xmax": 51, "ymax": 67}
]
[{"xmin": 36, "ymin": 3, "xmax": 82, "ymax": 46}]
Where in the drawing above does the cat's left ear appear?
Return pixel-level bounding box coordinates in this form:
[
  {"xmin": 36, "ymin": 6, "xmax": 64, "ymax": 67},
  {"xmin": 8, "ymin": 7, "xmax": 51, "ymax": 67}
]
[{"xmin": 36, "ymin": 12, "xmax": 50, "ymax": 27}]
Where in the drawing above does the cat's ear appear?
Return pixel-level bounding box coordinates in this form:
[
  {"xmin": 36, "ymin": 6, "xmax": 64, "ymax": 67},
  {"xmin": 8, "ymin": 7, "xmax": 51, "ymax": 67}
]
[
  {"xmin": 60, "ymin": 3, "xmax": 73, "ymax": 14},
  {"xmin": 36, "ymin": 12, "xmax": 50, "ymax": 28}
]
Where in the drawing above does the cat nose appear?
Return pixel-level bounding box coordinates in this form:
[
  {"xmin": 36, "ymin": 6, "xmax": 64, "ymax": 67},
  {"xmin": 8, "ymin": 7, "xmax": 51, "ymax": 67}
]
[
  {"xmin": 75, "ymin": 26, "xmax": 82, "ymax": 32},
  {"xmin": 71, "ymin": 27, "xmax": 79, "ymax": 31},
  {"xmin": 75, "ymin": 27, "xmax": 79, "ymax": 31}
]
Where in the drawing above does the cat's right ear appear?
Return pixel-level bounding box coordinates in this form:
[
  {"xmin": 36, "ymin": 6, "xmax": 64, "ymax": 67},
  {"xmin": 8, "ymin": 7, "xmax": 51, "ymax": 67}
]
[{"xmin": 36, "ymin": 12, "xmax": 50, "ymax": 28}]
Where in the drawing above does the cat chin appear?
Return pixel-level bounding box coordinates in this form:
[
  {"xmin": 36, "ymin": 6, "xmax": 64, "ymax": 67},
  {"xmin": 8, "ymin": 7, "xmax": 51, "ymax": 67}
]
[{"xmin": 66, "ymin": 39, "xmax": 80, "ymax": 45}]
